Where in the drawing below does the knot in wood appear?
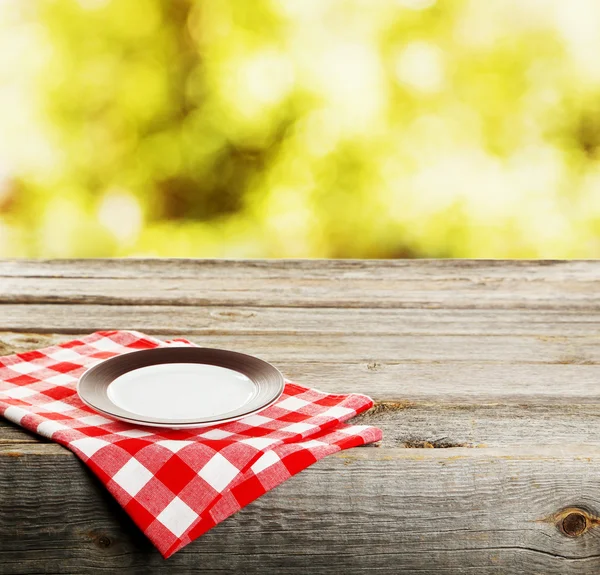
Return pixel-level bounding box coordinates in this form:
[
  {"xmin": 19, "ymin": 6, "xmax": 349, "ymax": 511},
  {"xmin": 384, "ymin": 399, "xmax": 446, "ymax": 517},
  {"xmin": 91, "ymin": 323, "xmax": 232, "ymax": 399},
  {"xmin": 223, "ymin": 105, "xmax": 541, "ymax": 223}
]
[
  {"xmin": 366, "ymin": 361, "xmax": 380, "ymax": 371},
  {"xmin": 96, "ymin": 535, "xmax": 112, "ymax": 548},
  {"xmin": 210, "ymin": 309, "xmax": 256, "ymax": 320},
  {"xmin": 561, "ymin": 511, "xmax": 588, "ymax": 537}
]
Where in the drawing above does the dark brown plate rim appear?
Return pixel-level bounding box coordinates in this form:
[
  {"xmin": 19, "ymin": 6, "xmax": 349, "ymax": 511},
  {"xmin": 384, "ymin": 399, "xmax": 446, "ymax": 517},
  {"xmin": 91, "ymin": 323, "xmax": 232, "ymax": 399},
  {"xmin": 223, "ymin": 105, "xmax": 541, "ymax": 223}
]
[{"xmin": 77, "ymin": 347, "xmax": 285, "ymax": 426}]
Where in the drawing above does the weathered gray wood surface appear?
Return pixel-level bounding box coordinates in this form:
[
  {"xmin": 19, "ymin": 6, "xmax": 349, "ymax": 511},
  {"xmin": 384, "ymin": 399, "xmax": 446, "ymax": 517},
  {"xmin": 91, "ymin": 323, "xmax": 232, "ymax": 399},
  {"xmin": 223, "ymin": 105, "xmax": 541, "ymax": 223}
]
[{"xmin": 2, "ymin": 259, "xmax": 600, "ymax": 574}]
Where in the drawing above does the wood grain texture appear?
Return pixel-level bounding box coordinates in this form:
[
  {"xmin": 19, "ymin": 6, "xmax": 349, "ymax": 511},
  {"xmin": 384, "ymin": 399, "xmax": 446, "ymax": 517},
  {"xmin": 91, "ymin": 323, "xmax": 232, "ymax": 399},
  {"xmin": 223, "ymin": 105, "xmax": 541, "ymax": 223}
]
[
  {"xmin": 3, "ymin": 400, "xmax": 600, "ymax": 449},
  {"xmin": 1, "ymin": 259, "xmax": 600, "ymax": 308},
  {"xmin": 2, "ymin": 259, "xmax": 600, "ymax": 574},
  {"xmin": 5, "ymin": 304, "xmax": 600, "ymax": 336},
  {"xmin": 3, "ymin": 444, "xmax": 600, "ymax": 574},
  {"xmin": 2, "ymin": 331, "xmax": 600, "ymax": 404}
]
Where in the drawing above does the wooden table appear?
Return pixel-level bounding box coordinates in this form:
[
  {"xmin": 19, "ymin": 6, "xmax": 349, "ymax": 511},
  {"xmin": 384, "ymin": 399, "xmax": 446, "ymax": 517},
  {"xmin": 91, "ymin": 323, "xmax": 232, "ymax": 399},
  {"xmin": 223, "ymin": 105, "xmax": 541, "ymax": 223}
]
[{"xmin": 2, "ymin": 259, "xmax": 600, "ymax": 574}]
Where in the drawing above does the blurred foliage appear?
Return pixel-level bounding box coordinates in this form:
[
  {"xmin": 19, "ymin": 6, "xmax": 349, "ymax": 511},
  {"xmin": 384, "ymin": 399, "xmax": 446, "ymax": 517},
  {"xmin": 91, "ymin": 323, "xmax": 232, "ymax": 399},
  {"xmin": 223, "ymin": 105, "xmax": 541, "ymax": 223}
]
[{"xmin": 2, "ymin": 0, "xmax": 600, "ymax": 258}]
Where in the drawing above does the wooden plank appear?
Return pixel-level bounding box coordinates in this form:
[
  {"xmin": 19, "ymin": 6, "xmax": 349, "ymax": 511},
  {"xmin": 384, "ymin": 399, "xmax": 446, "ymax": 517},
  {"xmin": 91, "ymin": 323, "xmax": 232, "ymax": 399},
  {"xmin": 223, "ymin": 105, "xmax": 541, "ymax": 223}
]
[
  {"xmin": 353, "ymin": 403, "xmax": 600, "ymax": 448},
  {"xmin": 3, "ymin": 443, "xmax": 600, "ymax": 574},
  {"xmin": 8, "ymin": 330, "xmax": 600, "ymax": 366},
  {"xmin": 0, "ymin": 258, "xmax": 598, "ymax": 280},
  {"xmin": 2, "ymin": 331, "xmax": 600, "ymax": 404},
  {"xmin": 3, "ymin": 400, "xmax": 600, "ymax": 449},
  {"xmin": 1, "ymin": 259, "xmax": 600, "ymax": 308},
  {"xmin": 2, "ymin": 304, "xmax": 600, "ymax": 336}
]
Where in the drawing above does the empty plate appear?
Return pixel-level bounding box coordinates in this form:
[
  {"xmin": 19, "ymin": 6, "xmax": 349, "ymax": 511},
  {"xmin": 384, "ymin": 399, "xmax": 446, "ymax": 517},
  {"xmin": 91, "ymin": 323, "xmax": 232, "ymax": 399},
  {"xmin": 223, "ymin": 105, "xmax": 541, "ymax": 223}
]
[{"xmin": 77, "ymin": 347, "xmax": 285, "ymax": 428}]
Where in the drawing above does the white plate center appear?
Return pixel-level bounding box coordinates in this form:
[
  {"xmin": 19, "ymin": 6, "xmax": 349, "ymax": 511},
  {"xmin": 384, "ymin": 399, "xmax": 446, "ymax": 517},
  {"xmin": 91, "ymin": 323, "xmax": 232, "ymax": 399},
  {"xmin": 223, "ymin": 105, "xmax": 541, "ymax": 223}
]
[{"xmin": 107, "ymin": 363, "xmax": 256, "ymax": 420}]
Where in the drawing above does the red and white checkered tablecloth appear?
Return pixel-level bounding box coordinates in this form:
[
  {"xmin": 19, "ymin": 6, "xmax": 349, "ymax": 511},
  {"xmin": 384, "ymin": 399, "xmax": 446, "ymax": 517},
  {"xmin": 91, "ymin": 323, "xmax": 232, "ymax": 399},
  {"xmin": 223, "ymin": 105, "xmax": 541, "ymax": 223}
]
[{"xmin": 0, "ymin": 331, "xmax": 382, "ymax": 558}]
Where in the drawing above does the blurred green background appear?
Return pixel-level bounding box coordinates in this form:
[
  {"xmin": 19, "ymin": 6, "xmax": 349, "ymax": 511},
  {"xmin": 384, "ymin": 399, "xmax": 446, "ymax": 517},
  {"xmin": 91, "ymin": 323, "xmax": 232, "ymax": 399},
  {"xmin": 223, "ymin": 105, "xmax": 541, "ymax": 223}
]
[{"xmin": 2, "ymin": 0, "xmax": 600, "ymax": 258}]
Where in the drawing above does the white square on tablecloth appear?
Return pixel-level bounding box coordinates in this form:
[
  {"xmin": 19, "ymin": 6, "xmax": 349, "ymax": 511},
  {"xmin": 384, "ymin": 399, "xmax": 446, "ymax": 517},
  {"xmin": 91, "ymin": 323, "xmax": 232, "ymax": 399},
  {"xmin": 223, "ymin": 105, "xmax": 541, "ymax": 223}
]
[
  {"xmin": 4, "ymin": 405, "xmax": 29, "ymax": 424},
  {"xmin": 281, "ymin": 422, "xmax": 316, "ymax": 435},
  {"xmin": 251, "ymin": 450, "xmax": 281, "ymax": 474},
  {"xmin": 239, "ymin": 437, "xmax": 279, "ymax": 450},
  {"xmin": 79, "ymin": 414, "xmax": 113, "ymax": 426},
  {"xmin": 297, "ymin": 439, "xmax": 328, "ymax": 449},
  {"xmin": 238, "ymin": 414, "xmax": 271, "ymax": 427},
  {"xmin": 321, "ymin": 405, "xmax": 355, "ymax": 419},
  {"xmin": 4, "ymin": 386, "xmax": 37, "ymax": 399},
  {"xmin": 41, "ymin": 400, "xmax": 75, "ymax": 413},
  {"xmin": 200, "ymin": 428, "xmax": 234, "ymax": 440},
  {"xmin": 47, "ymin": 348, "xmax": 82, "ymax": 362},
  {"xmin": 70, "ymin": 437, "xmax": 110, "ymax": 457},
  {"xmin": 37, "ymin": 420, "xmax": 70, "ymax": 438},
  {"xmin": 46, "ymin": 373, "xmax": 78, "ymax": 386},
  {"xmin": 275, "ymin": 396, "xmax": 310, "ymax": 411},
  {"xmin": 7, "ymin": 362, "xmax": 40, "ymax": 374},
  {"xmin": 112, "ymin": 458, "xmax": 154, "ymax": 497},
  {"xmin": 115, "ymin": 428, "xmax": 153, "ymax": 438},
  {"xmin": 91, "ymin": 338, "xmax": 124, "ymax": 352},
  {"xmin": 156, "ymin": 496, "xmax": 199, "ymax": 538},
  {"xmin": 198, "ymin": 452, "xmax": 240, "ymax": 493},
  {"xmin": 339, "ymin": 425, "xmax": 371, "ymax": 435}
]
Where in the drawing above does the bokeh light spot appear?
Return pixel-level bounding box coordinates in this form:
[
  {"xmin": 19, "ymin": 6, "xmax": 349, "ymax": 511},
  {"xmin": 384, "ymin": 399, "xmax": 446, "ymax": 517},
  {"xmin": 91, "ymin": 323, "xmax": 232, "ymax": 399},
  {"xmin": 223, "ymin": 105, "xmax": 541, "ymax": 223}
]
[
  {"xmin": 395, "ymin": 41, "xmax": 444, "ymax": 93},
  {"xmin": 98, "ymin": 189, "xmax": 143, "ymax": 244}
]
